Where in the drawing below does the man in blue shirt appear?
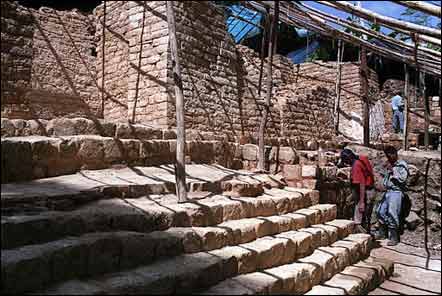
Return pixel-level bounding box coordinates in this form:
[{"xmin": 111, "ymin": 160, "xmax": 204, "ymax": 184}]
[{"xmin": 391, "ymin": 90, "xmax": 405, "ymax": 134}]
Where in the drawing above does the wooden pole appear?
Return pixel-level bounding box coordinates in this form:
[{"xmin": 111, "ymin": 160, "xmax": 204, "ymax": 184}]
[
  {"xmin": 403, "ymin": 64, "xmax": 410, "ymax": 151},
  {"xmin": 258, "ymin": 1, "xmax": 278, "ymax": 171},
  {"xmin": 318, "ymin": 1, "xmax": 441, "ymax": 38},
  {"xmin": 360, "ymin": 46, "xmax": 370, "ymax": 147},
  {"xmin": 258, "ymin": 8, "xmax": 269, "ymax": 96},
  {"xmin": 422, "ymin": 72, "xmax": 430, "ymax": 150},
  {"xmin": 166, "ymin": 1, "xmax": 187, "ymax": 203},
  {"xmin": 298, "ymin": 1, "xmax": 441, "ymax": 60},
  {"xmin": 101, "ymin": 1, "xmax": 106, "ymax": 118},
  {"xmin": 396, "ymin": 1, "xmax": 441, "ymax": 18},
  {"xmin": 423, "ymin": 158, "xmax": 431, "ymax": 257},
  {"xmin": 334, "ymin": 39, "xmax": 343, "ymax": 135}
]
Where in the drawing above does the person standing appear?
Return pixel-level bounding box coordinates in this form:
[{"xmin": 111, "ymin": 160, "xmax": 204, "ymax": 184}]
[
  {"xmin": 374, "ymin": 145, "xmax": 409, "ymax": 246},
  {"xmin": 391, "ymin": 90, "xmax": 405, "ymax": 135},
  {"xmin": 338, "ymin": 148, "xmax": 376, "ymax": 233}
]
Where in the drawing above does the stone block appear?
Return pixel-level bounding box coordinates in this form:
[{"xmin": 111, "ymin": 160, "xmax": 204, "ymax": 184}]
[
  {"xmin": 1, "ymin": 118, "xmax": 15, "ymax": 137},
  {"xmin": 1, "ymin": 138, "xmax": 33, "ymax": 183},
  {"xmin": 242, "ymin": 144, "xmax": 258, "ymax": 161},
  {"xmin": 282, "ymin": 164, "xmax": 302, "ymax": 181},
  {"xmin": 221, "ymin": 177, "xmax": 264, "ymax": 198},
  {"xmin": 102, "ymin": 139, "xmax": 123, "ymax": 164},
  {"xmin": 77, "ymin": 137, "xmax": 105, "ymax": 169},
  {"xmin": 302, "ymin": 165, "xmax": 319, "ymax": 179},
  {"xmin": 302, "ymin": 179, "xmax": 319, "ymax": 190}
]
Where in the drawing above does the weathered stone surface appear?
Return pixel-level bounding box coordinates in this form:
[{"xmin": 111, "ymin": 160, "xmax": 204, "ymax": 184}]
[
  {"xmin": 299, "ymin": 249, "xmax": 339, "ymax": 283},
  {"xmin": 283, "ymin": 164, "xmax": 302, "ymax": 182},
  {"xmin": 302, "ymin": 165, "xmax": 319, "ymax": 179},
  {"xmin": 242, "ymin": 144, "xmax": 258, "ymax": 161}
]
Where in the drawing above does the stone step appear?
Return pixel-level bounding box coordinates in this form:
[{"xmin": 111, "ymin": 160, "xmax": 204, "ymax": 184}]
[
  {"xmin": 1, "ymin": 134, "xmax": 340, "ymax": 184},
  {"xmin": 34, "ymin": 220, "xmax": 355, "ymax": 295},
  {"xmin": 1, "ymin": 135, "xmax": 242, "ymax": 183},
  {"xmin": 1, "ymin": 189, "xmax": 322, "ymax": 249},
  {"xmin": 305, "ymin": 257, "xmax": 394, "ymax": 295},
  {"xmin": 197, "ymin": 234, "xmax": 374, "ymax": 295},
  {"xmin": 1, "ymin": 164, "xmax": 256, "ymax": 211}
]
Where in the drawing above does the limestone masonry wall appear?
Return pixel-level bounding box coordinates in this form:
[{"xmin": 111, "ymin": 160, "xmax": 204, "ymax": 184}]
[
  {"xmin": 1, "ymin": 1, "xmax": 34, "ymax": 119},
  {"xmin": 95, "ymin": 1, "xmax": 129, "ymax": 122},
  {"xmin": 2, "ymin": 0, "xmax": 388, "ymax": 145},
  {"xmin": 1, "ymin": 1, "xmax": 100, "ymax": 119},
  {"xmin": 293, "ymin": 61, "xmax": 383, "ymax": 142},
  {"xmin": 168, "ymin": 2, "xmax": 240, "ymax": 135}
]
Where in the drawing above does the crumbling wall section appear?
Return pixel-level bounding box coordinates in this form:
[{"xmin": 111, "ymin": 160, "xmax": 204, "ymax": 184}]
[
  {"xmin": 294, "ymin": 61, "xmax": 382, "ymax": 142},
  {"xmin": 235, "ymin": 45, "xmax": 288, "ymax": 139},
  {"xmin": 1, "ymin": 1, "xmax": 34, "ymax": 119},
  {"xmin": 1, "ymin": 2, "xmax": 100, "ymax": 120},
  {"xmin": 278, "ymin": 83, "xmax": 336, "ymax": 141}
]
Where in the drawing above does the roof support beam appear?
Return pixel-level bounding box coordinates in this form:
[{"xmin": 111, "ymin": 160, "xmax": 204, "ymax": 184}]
[
  {"xmin": 317, "ymin": 1, "xmax": 441, "ymax": 38},
  {"xmin": 396, "ymin": 1, "xmax": 441, "ymax": 18}
]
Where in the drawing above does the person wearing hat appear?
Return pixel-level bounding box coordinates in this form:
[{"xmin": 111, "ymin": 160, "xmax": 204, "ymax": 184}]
[{"xmin": 338, "ymin": 148, "xmax": 376, "ymax": 233}]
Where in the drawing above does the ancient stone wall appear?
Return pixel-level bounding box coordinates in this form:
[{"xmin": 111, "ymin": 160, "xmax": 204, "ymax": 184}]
[
  {"xmin": 95, "ymin": 1, "xmax": 129, "ymax": 122},
  {"xmin": 293, "ymin": 61, "xmax": 383, "ymax": 142},
  {"xmin": 168, "ymin": 2, "xmax": 241, "ymax": 135},
  {"xmin": 1, "ymin": 2, "xmax": 100, "ymax": 120},
  {"xmin": 125, "ymin": 1, "xmax": 170, "ymax": 127},
  {"xmin": 236, "ymin": 45, "xmax": 289, "ymax": 139},
  {"xmin": 1, "ymin": 1, "xmax": 34, "ymax": 119}
]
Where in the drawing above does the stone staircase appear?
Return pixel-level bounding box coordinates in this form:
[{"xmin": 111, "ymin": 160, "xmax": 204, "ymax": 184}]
[{"xmin": 1, "ymin": 119, "xmax": 393, "ymax": 295}]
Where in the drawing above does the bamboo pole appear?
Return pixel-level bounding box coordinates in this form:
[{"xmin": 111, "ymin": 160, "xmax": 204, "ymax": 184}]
[
  {"xmin": 403, "ymin": 64, "xmax": 410, "ymax": 151},
  {"xmin": 131, "ymin": 3, "xmax": 146, "ymax": 123},
  {"xmin": 422, "ymin": 72, "xmax": 430, "ymax": 150},
  {"xmin": 101, "ymin": 1, "xmax": 106, "ymax": 118},
  {"xmin": 297, "ymin": 1, "xmax": 441, "ymax": 60},
  {"xmin": 334, "ymin": 39, "xmax": 343, "ymax": 135},
  {"xmin": 396, "ymin": 1, "xmax": 441, "ymax": 18},
  {"xmin": 258, "ymin": 8, "xmax": 269, "ymax": 96},
  {"xmin": 166, "ymin": 1, "xmax": 187, "ymax": 203},
  {"xmin": 423, "ymin": 158, "xmax": 431, "ymax": 258},
  {"xmin": 258, "ymin": 1, "xmax": 278, "ymax": 172},
  {"xmin": 288, "ymin": 3, "xmax": 442, "ymax": 77},
  {"xmin": 250, "ymin": 1, "xmax": 441, "ymax": 77},
  {"xmin": 318, "ymin": 1, "xmax": 441, "ymax": 38},
  {"xmin": 360, "ymin": 46, "xmax": 370, "ymax": 147}
]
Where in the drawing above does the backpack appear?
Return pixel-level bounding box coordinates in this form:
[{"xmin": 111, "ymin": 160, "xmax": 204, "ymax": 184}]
[
  {"xmin": 395, "ymin": 163, "xmax": 411, "ymax": 234},
  {"xmin": 399, "ymin": 193, "xmax": 412, "ymax": 235}
]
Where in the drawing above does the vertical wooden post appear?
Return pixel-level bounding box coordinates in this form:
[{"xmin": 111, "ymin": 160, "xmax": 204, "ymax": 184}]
[
  {"xmin": 101, "ymin": 1, "xmax": 107, "ymax": 118},
  {"xmin": 421, "ymin": 72, "xmax": 429, "ymax": 150},
  {"xmin": 258, "ymin": 9, "xmax": 269, "ymax": 96},
  {"xmin": 423, "ymin": 158, "xmax": 431, "ymax": 258},
  {"xmin": 403, "ymin": 64, "xmax": 410, "ymax": 151},
  {"xmin": 334, "ymin": 39, "xmax": 343, "ymax": 135},
  {"xmin": 167, "ymin": 1, "xmax": 187, "ymax": 203},
  {"xmin": 258, "ymin": 1, "xmax": 278, "ymax": 171},
  {"xmin": 360, "ymin": 46, "xmax": 370, "ymax": 147}
]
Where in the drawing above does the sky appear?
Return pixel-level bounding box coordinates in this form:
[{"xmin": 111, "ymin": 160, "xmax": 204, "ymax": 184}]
[{"xmin": 305, "ymin": 1, "xmax": 441, "ymax": 34}]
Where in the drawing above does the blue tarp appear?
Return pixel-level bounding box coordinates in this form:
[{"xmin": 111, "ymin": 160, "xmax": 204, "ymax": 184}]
[
  {"xmin": 226, "ymin": 5, "xmax": 262, "ymax": 43},
  {"xmin": 287, "ymin": 40, "xmax": 320, "ymax": 64},
  {"xmin": 225, "ymin": 5, "xmax": 319, "ymax": 63}
]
